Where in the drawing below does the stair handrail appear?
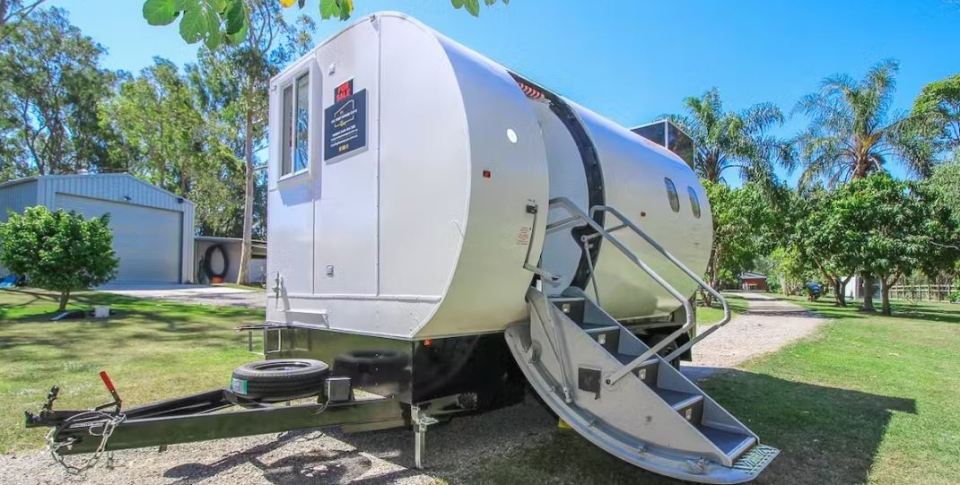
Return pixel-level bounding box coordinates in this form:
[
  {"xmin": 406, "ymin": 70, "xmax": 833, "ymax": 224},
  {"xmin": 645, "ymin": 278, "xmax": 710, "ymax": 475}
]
[
  {"xmin": 543, "ymin": 198, "xmax": 698, "ymax": 386},
  {"xmin": 586, "ymin": 205, "xmax": 732, "ymax": 366}
]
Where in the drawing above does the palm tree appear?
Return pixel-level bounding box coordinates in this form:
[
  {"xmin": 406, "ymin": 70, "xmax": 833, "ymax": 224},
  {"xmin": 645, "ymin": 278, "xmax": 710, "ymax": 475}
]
[
  {"xmin": 792, "ymin": 59, "xmax": 931, "ymax": 312},
  {"xmin": 791, "ymin": 59, "xmax": 930, "ymax": 188},
  {"xmin": 665, "ymin": 88, "xmax": 789, "ymax": 184}
]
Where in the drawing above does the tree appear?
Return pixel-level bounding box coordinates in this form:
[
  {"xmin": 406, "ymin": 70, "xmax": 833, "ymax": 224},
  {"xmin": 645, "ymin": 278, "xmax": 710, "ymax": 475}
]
[
  {"xmin": 0, "ymin": 206, "xmax": 118, "ymax": 311},
  {"xmin": 792, "ymin": 59, "xmax": 930, "ymax": 311},
  {"xmin": 102, "ymin": 57, "xmax": 247, "ymax": 237},
  {"xmin": 911, "ymin": 74, "xmax": 960, "ymax": 159},
  {"xmin": 831, "ymin": 175, "xmax": 925, "ymax": 315},
  {"xmin": 0, "ymin": 7, "xmax": 120, "ymax": 176},
  {"xmin": 185, "ymin": 1, "xmax": 312, "ymax": 283},
  {"xmin": 663, "ymin": 88, "xmax": 789, "ymax": 184},
  {"xmin": 792, "ymin": 59, "xmax": 927, "ymax": 187},
  {"xmin": 0, "ymin": 0, "xmax": 45, "ymax": 34},
  {"xmin": 143, "ymin": 0, "xmax": 508, "ymax": 49},
  {"xmin": 702, "ymin": 181, "xmax": 776, "ymax": 304},
  {"xmin": 789, "ymin": 188, "xmax": 859, "ymax": 307}
]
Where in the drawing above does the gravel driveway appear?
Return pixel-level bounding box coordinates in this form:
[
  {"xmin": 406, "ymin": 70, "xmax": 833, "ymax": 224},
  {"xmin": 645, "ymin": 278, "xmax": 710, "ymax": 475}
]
[
  {"xmin": 100, "ymin": 284, "xmax": 265, "ymax": 308},
  {"xmin": 2, "ymin": 293, "xmax": 823, "ymax": 484}
]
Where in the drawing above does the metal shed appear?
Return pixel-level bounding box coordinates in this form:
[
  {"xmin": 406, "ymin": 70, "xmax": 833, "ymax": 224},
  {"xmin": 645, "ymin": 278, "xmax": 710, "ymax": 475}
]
[{"xmin": 0, "ymin": 173, "xmax": 195, "ymax": 284}]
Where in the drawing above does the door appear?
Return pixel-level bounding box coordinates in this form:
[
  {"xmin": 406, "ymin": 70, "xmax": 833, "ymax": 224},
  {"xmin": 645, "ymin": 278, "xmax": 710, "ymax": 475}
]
[{"xmin": 56, "ymin": 194, "xmax": 182, "ymax": 283}]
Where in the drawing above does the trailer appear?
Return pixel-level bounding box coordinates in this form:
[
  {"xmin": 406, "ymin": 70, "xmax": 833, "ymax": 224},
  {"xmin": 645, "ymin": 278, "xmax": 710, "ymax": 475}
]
[{"xmin": 27, "ymin": 12, "xmax": 778, "ymax": 483}]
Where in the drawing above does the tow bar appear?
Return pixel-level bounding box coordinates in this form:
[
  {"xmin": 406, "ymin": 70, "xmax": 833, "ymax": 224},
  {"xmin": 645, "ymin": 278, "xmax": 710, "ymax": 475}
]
[{"xmin": 26, "ymin": 371, "xmax": 406, "ymax": 473}]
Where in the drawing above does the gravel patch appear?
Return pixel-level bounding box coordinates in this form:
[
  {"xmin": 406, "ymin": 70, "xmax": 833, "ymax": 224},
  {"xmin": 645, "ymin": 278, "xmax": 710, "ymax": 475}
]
[
  {"xmin": 2, "ymin": 293, "xmax": 824, "ymax": 484},
  {"xmin": 682, "ymin": 292, "xmax": 826, "ymax": 381}
]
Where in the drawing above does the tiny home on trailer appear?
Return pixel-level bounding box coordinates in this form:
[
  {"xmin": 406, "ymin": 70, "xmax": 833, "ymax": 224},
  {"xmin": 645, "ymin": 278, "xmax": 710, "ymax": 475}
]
[{"xmin": 27, "ymin": 13, "xmax": 778, "ymax": 483}]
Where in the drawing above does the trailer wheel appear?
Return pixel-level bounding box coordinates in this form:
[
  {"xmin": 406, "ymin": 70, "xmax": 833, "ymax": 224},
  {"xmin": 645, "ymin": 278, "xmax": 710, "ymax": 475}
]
[
  {"xmin": 230, "ymin": 359, "xmax": 330, "ymax": 402},
  {"xmin": 647, "ymin": 334, "xmax": 681, "ymax": 370}
]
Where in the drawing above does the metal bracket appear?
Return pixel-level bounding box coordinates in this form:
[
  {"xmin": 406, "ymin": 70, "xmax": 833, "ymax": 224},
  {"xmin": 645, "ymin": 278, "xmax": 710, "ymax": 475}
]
[{"xmin": 411, "ymin": 405, "xmax": 439, "ymax": 469}]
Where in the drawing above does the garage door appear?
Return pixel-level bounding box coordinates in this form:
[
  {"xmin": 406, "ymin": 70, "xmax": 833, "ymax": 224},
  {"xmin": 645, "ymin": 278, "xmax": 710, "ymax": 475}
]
[{"xmin": 56, "ymin": 194, "xmax": 182, "ymax": 283}]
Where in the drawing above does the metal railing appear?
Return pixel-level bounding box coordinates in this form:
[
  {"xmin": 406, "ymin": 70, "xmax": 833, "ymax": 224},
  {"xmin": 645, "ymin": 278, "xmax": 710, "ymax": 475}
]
[{"xmin": 542, "ymin": 197, "xmax": 730, "ymax": 385}]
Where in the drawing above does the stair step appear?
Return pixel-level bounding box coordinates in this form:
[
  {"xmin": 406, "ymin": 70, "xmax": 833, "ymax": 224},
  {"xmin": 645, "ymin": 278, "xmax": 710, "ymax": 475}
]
[
  {"xmin": 549, "ymin": 297, "xmax": 585, "ymax": 303},
  {"xmin": 653, "ymin": 387, "xmax": 703, "ymax": 412},
  {"xmin": 614, "ymin": 355, "xmax": 658, "ymax": 385},
  {"xmin": 697, "ymin": 425, "xmax": 757, "ymax": 461},
  {"xmin": 652, "ymin": 386, "xmax": 703, "ymax": 422},
  {"xmin": 584, "ymin": 325, "xmax": 619, "ymax": 334}
]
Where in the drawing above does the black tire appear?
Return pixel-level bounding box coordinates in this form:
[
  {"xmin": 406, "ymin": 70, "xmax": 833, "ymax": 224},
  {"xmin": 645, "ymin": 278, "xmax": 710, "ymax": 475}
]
[
  {"xmin": 203, "ymin": 244, "xmax": 229, "ymax": 279},
  {"xmin": 230, "ymin": 359, "xmax": 329, "ymax": 402},
  {"xmin": 647, "ymin": 334, "xmax": 682, "ymax": 370}
]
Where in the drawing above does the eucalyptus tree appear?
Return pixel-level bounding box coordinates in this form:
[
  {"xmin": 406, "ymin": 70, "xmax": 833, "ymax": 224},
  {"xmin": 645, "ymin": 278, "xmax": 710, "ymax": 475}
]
[
  {"xmin": 0, "ymin": 0, "xmax": 45, "ymax": 34},
  {"xmin": 0, "ymin": 7, "xmax": 120, "ymax": 176},
  {"xmin": 664, "ymin": 88, "xmax": 789, "ymax": 184},
  {"xmin": 185, "ymin": 1, "xmax": 313, "ymax": 283}
]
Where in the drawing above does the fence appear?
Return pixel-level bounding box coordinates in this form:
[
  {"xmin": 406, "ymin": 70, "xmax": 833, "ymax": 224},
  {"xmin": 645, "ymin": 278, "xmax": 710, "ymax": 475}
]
[{"xmin": 888, "ymin": 284, "xmax": 956, "ymax": 302}]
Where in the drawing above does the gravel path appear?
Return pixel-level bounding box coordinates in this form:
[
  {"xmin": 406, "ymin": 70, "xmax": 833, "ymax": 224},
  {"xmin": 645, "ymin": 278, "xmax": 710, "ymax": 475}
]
[
  {"xmin": 2, "ymin": 293, "xmax": 824, "ymax": 484},
  {"xmin": 682, "ymin": 292, "xmax": 826, "ymax": 380}
]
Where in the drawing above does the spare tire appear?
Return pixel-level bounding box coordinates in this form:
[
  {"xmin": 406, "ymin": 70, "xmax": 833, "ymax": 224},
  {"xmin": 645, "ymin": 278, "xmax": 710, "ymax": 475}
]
[{"xmin": 230, "ymin": 359, "xmax": 329, "ymax": 402}]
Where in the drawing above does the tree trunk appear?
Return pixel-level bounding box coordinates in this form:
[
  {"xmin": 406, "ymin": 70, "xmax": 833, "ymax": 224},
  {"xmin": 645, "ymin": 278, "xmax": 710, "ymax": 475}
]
[
  {"xmin": 833, "ymin": 278, "xmax": 844, "ymax": 306},
  {"xmin": 880, "ymin": 273, "xmax": 900, "ymax": 316},
  {"xmin": 58, "ymin": 289, "xmax": 70, "ymax": 312},
  {"xmin": 861, "ymin": 272, "xmax": 876, "ymax": 312},
  {"xmin": 237, "ymin": 109, "xmax": 255, "ymax": 285}
]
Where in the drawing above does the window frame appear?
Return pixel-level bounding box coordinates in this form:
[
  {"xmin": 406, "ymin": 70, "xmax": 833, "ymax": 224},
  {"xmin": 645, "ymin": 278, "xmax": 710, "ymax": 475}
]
[
  {"xmin": 664, "ymin": 177, "xmax": 680, "ymax": 213},
  {"xmin": 277, "ymin": 68, "xmax": 313, "ymax": 182},
  {"xmin": 687, "ymin": 186, "xmax": 701, "ymax": 218}
]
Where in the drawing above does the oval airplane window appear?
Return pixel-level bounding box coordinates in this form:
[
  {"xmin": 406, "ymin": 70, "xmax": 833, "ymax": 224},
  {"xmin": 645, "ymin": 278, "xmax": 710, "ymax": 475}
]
[
  {"xmin": 688, "ymin": 186, "xmax": 701, "ymax": 218},
  {"xmin": 664, "ymin": 178, "xmax": 680, "ymax": 212}
]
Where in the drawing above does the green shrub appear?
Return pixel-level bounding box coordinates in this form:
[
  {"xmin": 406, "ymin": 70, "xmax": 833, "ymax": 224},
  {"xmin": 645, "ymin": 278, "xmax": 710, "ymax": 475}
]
[{"xmin": 0, "ymin": 206, "xmax": 118, "ymax": 311}]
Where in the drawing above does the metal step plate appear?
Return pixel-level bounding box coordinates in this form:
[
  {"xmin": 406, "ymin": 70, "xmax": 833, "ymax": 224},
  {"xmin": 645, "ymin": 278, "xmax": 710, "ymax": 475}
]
[{"xmin": 732, "ymin": 444, "xmax": 780, "ymax": 475}]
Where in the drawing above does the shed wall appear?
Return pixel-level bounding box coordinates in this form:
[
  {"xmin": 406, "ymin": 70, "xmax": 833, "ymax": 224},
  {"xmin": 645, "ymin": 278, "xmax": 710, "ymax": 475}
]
[
  {"xmin": 37, "ymin": 174, "xmax": 195, "ymax": 283},
  {"xmin": 0, "ymin": 180, "xmax": 38, "ymax": 222}
]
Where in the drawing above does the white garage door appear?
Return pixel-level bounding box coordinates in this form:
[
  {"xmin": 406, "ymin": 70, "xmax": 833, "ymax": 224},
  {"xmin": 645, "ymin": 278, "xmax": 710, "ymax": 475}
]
[{"xmin": 56, "ymin": 194, "xmax": 182, "ymax": 283}]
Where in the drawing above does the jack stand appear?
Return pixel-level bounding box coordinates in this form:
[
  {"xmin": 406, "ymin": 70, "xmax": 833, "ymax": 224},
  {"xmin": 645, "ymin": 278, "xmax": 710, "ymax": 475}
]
[{"xmin": 411, "ymin": 405, "xmax": 438, "ymax": 469}]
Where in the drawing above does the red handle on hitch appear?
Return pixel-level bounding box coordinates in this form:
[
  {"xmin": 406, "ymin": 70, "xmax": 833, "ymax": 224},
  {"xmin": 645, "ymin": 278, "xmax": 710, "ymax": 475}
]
[{"xmin": 99, "ymin": 371, "xmax": 117, "ymax": 393}]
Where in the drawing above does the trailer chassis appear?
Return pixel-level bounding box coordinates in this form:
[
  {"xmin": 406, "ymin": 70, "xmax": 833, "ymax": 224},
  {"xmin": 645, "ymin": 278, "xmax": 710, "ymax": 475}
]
[{"xmin": 26, "ymin": 384, "xmax": 407, "ymax": 459}]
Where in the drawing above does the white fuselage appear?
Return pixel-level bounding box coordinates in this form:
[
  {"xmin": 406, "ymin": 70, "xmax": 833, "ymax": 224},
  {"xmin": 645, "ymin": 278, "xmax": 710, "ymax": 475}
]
[{"xmin": 266, "ymin": 13, "xmax": 712, "ymax": 340}]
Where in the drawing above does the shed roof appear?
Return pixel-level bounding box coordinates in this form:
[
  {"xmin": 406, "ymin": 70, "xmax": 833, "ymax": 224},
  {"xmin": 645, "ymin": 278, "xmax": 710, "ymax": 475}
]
[{"xmin": 739, "ymin": 272, "xmax": 768, "ymax": 280}]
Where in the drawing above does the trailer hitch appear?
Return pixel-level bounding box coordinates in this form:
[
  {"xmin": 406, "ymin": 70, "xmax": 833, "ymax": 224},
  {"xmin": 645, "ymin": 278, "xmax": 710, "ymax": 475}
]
[{"xmin": 24, "ymin": 372, "xmax": 128, "ymax": 474}]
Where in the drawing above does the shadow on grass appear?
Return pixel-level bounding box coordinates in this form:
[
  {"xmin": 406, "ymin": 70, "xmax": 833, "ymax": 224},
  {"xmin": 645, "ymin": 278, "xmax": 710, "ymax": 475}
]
[
  {"xmin": 451, "ymin": 370, "xmax": 913, "ymax": 484},
  {"xmin": 783, "ymin": 294, "xmax": 960, "ymax": 325}
]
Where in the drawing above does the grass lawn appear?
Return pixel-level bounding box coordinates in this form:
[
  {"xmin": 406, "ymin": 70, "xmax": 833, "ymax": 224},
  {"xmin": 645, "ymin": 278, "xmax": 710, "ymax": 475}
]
[
  {"xmin": 697, "ymin": 292, "xmax": 750, "ymax": 325},
  {"xmin": 0, "ymin": 288, "xmax": 264, "ymax": 453},
  {"xmin": 474, "ymin": 296, "xmax": 960, "ymax": 484}
]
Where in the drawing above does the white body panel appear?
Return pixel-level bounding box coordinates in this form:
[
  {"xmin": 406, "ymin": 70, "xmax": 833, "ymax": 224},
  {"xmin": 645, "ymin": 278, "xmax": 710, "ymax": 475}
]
[{"xmin": 266, "ymin": 13, "xmax": 711, "ymax": 339}]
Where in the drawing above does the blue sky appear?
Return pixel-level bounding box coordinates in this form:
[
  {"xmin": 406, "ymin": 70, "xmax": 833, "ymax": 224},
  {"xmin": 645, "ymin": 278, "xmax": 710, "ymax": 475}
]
[{"xmin": 49, "ymin": 0, "xmax": 960, "ymax": 184}]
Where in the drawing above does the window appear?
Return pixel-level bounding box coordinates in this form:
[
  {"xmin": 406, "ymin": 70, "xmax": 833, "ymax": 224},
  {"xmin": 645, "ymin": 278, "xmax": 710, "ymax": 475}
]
[
  {"xmin": 664, "ymin": 178, "xmax": 680, "ymax": 212},
  {"xmin": 688, "ymin": 186, "xmax": 701, "ymax": 218},
  {"xmin": 294, "ymin": 74, "xmax": 309, "ymax": 172},
  {"xmin": 281, "ymin": 86, "xmax": 293, "ymax": 175},
  {"xmin": 280, "ymin": 73, "xmax": 310, "ymax": 177}
]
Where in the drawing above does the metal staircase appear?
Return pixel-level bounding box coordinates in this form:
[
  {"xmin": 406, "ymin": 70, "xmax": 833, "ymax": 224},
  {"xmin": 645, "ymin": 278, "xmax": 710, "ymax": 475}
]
[{"xmin": 505, "ymin": 198, "xmax": 779, "ymax": 484}]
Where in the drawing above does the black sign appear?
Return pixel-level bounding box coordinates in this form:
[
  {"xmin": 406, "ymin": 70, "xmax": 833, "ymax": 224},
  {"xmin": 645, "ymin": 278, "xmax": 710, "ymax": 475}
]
[{"xmin": 324, "ymin": 88, "xmax": 367, "ymax": 161}]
